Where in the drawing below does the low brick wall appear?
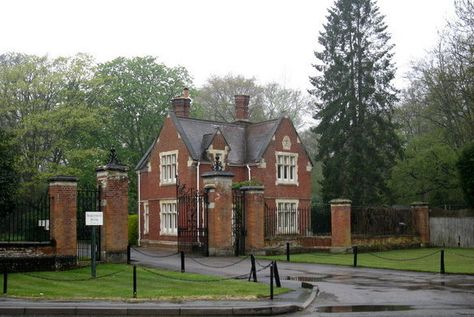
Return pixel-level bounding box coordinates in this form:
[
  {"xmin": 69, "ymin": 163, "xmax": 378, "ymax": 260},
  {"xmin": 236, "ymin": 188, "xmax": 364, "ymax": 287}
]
[{"xmin": 0, "ymin": 242, "xmax": 76, "ymax": 272}]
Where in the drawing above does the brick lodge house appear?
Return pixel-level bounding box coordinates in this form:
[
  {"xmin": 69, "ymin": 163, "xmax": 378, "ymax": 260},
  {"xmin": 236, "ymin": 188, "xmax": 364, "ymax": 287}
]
[{"xmin": 135, "ymin": 89, "xmax": 313, "ymax": 254}]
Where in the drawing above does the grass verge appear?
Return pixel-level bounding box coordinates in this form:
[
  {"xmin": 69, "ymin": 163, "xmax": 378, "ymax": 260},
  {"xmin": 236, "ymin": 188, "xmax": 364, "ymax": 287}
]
[
  {"xmin": 6, "ymin": 264, "xmax": 288, "ymax": 300},
  {"xmin": 259, "ymin": 248, "xmax": 474, "ymax": 274}
]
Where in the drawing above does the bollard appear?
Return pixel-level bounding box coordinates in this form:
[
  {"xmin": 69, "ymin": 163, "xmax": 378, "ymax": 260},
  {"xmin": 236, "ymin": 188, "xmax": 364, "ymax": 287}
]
[
  {"xmin": 270, "ymin": 261, "xmax": 274, "ymax": 300},
  {"xmin": 273, "ymin": 261, "xmax": 281, "ymax": 288},
  {"xmin": 286, "ymin": 242, "xmax": 290, "ymax": 262},
  {"xmin": 353, "ymin": 246, "xmax": 358, "ymax": 267},
  {"xmin": 180, "ymin": 251, "xmax": 185, "ymax": 273},
  {"xmin": 249, "ymin": 254, "xmax": 257, "ymax": 282},
  {"xmin": 440, "ymin": 250, "xmax": 445, "ymax": 274},
  {"xmin": 133, "ymin": 265, "xmax": 137, "ymax": 298},
  {"xmin": 3, "ymin": 272, "xmax": 7, "ymax": 294},
  {"xmin": 127, "ymin": 244, "xmax": 131, "ymax": 264}
]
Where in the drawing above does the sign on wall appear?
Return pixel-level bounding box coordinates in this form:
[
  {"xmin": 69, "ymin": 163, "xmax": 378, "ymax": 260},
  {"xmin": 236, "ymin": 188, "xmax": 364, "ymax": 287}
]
[{"xmin": 86, "ymin": 211, "xmax": 103, "ymax": 226}]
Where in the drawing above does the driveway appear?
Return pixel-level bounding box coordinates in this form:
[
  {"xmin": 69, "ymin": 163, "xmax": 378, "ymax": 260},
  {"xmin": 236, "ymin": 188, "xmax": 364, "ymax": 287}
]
[{"xmin": 132, "ymin": 247, "xmax": 474, "ymax": 316}]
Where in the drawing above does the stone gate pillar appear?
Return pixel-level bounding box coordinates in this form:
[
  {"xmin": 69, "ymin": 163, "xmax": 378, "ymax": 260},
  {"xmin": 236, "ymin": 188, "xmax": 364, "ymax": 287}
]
[
  {"xmin": 202, "ymin": 171, "xmax": 234, "ymax": 256},
  {"xmin": 241, "ymin": 186, "xmax": 265, "ymax": 253},
  {"xmin": 411, "ymin": 202, "xmax": 430, "ymax": 246},
  {"xmin": 330, "ymin": 198, "xmax": 352, "ymax": 252},
  {"xmin": 48, "ymin": 175, "xmax": 78, "ymax": 267},
  {"xmin": 96, "ymin": 149, "xmax": 129, "ymax": 263}
]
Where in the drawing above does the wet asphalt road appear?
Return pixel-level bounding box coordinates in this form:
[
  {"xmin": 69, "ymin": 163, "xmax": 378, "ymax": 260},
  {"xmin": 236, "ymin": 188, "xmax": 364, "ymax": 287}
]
[{"xmin": 132, "ymin": 248, "xmax": 474, "ymax": 316}]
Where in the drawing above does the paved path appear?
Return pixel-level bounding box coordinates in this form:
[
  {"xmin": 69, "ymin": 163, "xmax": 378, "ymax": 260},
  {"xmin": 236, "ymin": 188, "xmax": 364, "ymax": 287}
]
[{"xmin": 132, "ymin": 247, "xmax": 474, "ymax": 316}]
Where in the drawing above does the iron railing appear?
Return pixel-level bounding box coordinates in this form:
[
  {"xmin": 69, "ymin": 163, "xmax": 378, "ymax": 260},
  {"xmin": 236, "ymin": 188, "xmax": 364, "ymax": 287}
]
[
  {"xmin": 351, "ymin": 206, "xmax": 415, "ymax": 236},
  {"xmin": 0, "ymin": 192, "xmax": 50, "ymax": 242},
  {"xmin": 264, "ymin": 205, "xmax": 311, "ymax": 238},
  {"xmin": 312, "ymin": 203, "xmax": 331, "ymax": 236}
]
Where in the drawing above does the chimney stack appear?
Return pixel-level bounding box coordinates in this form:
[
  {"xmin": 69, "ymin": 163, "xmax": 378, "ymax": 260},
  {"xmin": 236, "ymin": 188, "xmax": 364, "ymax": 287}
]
[
  {"xmin": 234, "ymin": 95, "xmax": 250, "ymax": 122},
  {"xmin": 172, "ymin": 88, "xmax": 191, "ymax": 117}
]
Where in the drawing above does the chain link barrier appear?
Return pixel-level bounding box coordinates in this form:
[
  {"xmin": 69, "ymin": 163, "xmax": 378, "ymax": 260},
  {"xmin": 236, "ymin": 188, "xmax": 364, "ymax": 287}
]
[
  {"xmin": 140, "ymin": 266, "xmax": 249, "ymax": 283},
  {"xmin": 448, "ymin": 251, "xmax": 474, "ymax": 259},
  {"xmin": 131, "ymin": 247, "xmax": 179, "ymax": 258},
  {"xmin": 21, "ymin": 267, "xmax": 128, "ymax": 282},
  {"xmin": 187, "ymin": 255, "xmax": 250, "ymax": 269},
  {"xmin": 367, "ymin": 250, "xmax": 441, "ymax": 262}
]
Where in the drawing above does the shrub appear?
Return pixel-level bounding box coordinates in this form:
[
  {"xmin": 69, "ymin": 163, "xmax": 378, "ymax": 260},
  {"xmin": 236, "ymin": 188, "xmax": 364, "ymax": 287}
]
[{"xmin": 128, "ymin": 214, "xmax": 138, "ymax": 246}]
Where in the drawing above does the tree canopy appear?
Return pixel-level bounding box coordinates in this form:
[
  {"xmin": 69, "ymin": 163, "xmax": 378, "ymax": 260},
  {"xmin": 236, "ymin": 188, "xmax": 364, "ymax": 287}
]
[{"xmin": 310, "ymin": 0, "xmax": 400, "ymax": 205}]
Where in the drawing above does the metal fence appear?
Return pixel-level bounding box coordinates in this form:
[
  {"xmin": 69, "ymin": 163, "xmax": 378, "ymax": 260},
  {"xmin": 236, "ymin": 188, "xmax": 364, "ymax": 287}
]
[
  {"xmin": 351, "ymin": 206, "xmax": 415, "ymax": 236},
  {"xmin": 264, "ymin": 205, "xmax": 311, "ymax": 238},
  {"xmin": 312, "ymin": 203, "xmax": 331, "ymax": 236},
  {"xmin": 0, "ymin": 192, "xmax": 50, "ymax": 242}
]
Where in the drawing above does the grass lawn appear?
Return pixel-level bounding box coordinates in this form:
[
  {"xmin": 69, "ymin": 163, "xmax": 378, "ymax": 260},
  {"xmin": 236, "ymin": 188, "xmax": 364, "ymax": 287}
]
[
  {"xmin": 260, "ymin": 248, "xmax": 474, "ymax": 274},
  {"xmin": 6, "ymin": 264, "xmax": 288, "ymax": 300}
]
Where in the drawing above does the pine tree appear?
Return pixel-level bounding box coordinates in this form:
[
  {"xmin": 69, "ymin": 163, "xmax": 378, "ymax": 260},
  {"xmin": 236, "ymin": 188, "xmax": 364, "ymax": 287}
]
[{"xmin": 310, "ymin": 0, "xmax": 400, "ymax": 205}]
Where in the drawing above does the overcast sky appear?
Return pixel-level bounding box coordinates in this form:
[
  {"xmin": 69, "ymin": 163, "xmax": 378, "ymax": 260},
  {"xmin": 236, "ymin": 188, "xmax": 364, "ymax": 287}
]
[{"xmin": 2, "ymin": 0, "xmax": 455, "ymax": 92}]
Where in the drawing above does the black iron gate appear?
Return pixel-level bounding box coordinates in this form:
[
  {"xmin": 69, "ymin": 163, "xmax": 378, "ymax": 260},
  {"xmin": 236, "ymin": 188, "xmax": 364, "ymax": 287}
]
[
  {"xmin": 232, "ymin": 189, "xmax": 246, "ymax": 256},
  {"xmin": 77, "ymin": 188, "xmax": 101, "ymax": 261},
  {"xmin": 177, "ymin": 184, "xmax": 208, "ymax": 255}
]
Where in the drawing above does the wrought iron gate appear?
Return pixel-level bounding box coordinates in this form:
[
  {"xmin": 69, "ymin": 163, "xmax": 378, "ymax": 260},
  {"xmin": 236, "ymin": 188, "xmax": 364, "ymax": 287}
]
[
  {"xmin": 77, "ymin": 188, "xmax": 101, "ymax": 261},
  {"xmin": 177, "ymin": 184, "xmax": 208, "ymax": 255},
  {"xmin": 232, "ymin": 189, "xmax": 246, "ymax": 256}
]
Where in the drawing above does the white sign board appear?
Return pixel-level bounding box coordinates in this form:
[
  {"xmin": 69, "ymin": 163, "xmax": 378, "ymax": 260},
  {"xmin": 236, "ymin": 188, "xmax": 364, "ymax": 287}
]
[{"xmin": 86, "ymin": 211, "xmax": 103, "ymax": 226}]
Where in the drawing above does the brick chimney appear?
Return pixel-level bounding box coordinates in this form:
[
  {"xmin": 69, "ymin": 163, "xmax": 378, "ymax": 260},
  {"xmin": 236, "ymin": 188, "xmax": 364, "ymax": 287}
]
[
  {"xmin": 234, "ymin": 95, "xmax": 250, "ymax": 122},
  {"xmin": 172, "ymin": 88, "xmax": 191, "ymax": 117}
]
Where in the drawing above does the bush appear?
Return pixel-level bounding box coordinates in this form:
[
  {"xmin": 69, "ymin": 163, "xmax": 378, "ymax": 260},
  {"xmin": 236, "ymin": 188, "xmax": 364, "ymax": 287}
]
[
  {"xmin": 457, "ymin": 143, "xmax": 474, "ymax": 207},
  {"xmin": 128, "ymin": 214, "xmax": 138, "ymax": 246}
]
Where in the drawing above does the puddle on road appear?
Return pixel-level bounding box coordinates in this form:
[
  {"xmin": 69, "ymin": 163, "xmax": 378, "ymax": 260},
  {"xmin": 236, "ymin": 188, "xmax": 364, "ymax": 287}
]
[{"xmin": 315, "ymin": 305, "xmax": 413, "ymax": 313}]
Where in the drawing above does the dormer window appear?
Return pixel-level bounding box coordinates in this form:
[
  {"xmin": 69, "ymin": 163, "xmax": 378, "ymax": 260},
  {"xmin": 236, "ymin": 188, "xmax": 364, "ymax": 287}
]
[{"xmin": 160, "ymin": 150, "xmax": 178, "ymax": 185}]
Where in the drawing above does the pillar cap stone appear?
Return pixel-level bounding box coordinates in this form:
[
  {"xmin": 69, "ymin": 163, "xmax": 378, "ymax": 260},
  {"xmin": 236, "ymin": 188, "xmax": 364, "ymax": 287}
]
[
  {"xmin": 240, "ymin": 186, "xmax": 264, "ymax": 192},
  {"xmin": 202, "ymin": 171, "xmax": 235, "ymax": 178},
  {"xmin": 330, "ymin": 198, "xmax": 352, "ymax": 205},
  {"xmin": 411, "ymin": 201, "xmax": 429, "ymax": 207},
  {"xmin": 96, "ymin": 148, "xmax": 129, "ymax": 173},
  {"xmin": 48, "ymin": 175, "xmax": 78, "ymax": 183}
]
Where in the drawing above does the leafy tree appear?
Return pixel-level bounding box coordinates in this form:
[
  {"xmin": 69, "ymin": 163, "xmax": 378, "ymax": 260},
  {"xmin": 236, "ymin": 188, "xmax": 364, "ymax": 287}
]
[
  {"xmin": 91, "ymin": 56, "xmax": 193, "ymax": 211},
  {"xmin": 457, "ymin": 142, "xmax": 474, "ymax": 207},
  {"xmin": 388, "ymin": 134, "xmax": 464, "ymax": 206},
  {"xmin": 310, "ymin": 0, "xmax": 400, "ymax": 205},
  {"xmin": 193, "ymin": 74, "xmax": 312, "ymax": 129},
  {"xmin": 0, "ymin": 53, "xmax": 103, "ymax": 192},
  {"xmin": 0, "ymin": 128, "xmax": 17, "ymax": 215}
]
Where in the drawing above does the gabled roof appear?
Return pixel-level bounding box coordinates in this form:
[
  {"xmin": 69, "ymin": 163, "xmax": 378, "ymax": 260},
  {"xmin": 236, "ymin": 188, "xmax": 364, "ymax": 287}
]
[{"xmin": 136, "ymin": 112, "xmax": 290, "ymax": 170}]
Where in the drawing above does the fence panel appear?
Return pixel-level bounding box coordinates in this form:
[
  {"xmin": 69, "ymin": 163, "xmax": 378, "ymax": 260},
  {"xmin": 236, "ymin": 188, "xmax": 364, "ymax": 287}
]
[
  {"xmin": 0, "ymin": 192, "xmax": 50, "ymax": 242},
  {"xmin": 264, "ymin": 206, "xmax": 311, "ymax": 239},
  {"xmin": 351, "ymin": 206, "xmax": 415, "ymax": 236}
]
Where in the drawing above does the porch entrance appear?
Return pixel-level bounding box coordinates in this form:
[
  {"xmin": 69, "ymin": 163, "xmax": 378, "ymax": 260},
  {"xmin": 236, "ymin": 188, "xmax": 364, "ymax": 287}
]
[{"xmin": 177, "ymin": 184, "xmax": 209, "ymax": 255}]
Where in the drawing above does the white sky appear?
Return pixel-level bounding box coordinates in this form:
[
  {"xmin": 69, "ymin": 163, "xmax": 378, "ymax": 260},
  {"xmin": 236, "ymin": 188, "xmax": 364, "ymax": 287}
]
[{"xmin": 1, "ymin": 0, "xmax": 455, "ymax": 92}]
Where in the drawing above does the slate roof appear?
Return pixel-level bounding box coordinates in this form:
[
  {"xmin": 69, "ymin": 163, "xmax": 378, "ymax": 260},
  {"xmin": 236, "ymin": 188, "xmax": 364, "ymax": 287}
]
[{"xmin": 135, "ymin": 112, "xmax": 282, "ymax": 170}]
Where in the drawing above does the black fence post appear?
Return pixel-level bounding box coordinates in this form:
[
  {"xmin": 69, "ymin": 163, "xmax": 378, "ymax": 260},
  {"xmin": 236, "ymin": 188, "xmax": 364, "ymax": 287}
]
[
  {"xmin": 180, "ymin": 251, "xmax": 185, "ymax": 273},
  {"xmin": 440, "ymin": 249, "xmax": 445, "ymax": 274},
  {"xmin": 353, "ymin": 246, "xmax": 358, "ymax": 267},
  {"xmin": 273, "ymin": 261, "xmax": 281, "ymax": 288},
  {"xmin": 249, "ymin": 254, "xmax": 257, "ymax": 282},
  {"xmin": 286, "ymin": 242, "xmax": 290, "ymax": 262},
  {"xmin": 133, "ymin": 265, "xmax": 137, "ymax": 298},
  {"xmin": 127, "ymin": 244, "xmax": 131, "ymax": 265},
  {"xmin": 270, "ymin": 261, "xmax": 274, "ymax": 300},
  {"xmin": 3, "ymin": 272, "xmax": 7, "ymax": 294}
]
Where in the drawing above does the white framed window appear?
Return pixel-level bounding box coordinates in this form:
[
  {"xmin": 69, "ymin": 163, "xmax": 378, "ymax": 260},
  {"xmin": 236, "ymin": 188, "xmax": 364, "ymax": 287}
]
[
  {"xmin": 276, "ymin": 199, "xmax": 299, "ymax": 234},
  {"xmin": 160, "ymin": 150, "xmax": 178, "ymax": 185},
  {"xmin": 275, "ymin": 152, "xmax": 298, "ymax": 185},
  {"xmin": 143, "ymin": 202, "xmax": 149, "ymax": 234},
  {"xmin": 160, "ymin": 200, "xmax": 177, "ymax": 236}
]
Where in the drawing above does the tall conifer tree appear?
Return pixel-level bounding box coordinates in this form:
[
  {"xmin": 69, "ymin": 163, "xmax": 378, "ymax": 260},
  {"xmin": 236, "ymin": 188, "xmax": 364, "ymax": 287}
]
[{"xmin": 310, "ymin": 0, "xmax": 400, "ymax": 205}]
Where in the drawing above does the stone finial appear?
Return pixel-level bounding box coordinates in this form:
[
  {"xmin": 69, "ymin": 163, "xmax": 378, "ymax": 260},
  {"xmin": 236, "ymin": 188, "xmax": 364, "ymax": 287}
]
[{"xmin": 108, "ymin": 148, "xmax": 121, "ymax": 165}]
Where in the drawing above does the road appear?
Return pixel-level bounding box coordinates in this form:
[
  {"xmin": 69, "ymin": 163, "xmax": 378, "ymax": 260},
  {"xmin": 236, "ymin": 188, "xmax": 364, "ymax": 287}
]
[{"xmin": 132, "ymin": 248, "xmax": 474, "ymax": 316}]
